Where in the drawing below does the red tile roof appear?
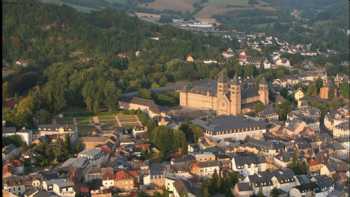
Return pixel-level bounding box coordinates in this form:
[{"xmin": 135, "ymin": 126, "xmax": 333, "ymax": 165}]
[
  {"xmin": 308, "ymin": 159, "xmax": 320, "ymax": 166},
  {"xmin": 115, "ymin": 170, "xmax": 132, "ymax": 180}
]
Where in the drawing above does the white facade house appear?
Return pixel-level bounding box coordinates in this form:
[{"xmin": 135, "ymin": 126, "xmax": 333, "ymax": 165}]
[
  {"xmin": 324, "ymin": 107, "xmax": 350, "ymax": 139},
  {"xmin": 52, "ymin": 179, "xmax": 75, "ymax": 197},
  {"xmin": 232, "ymin": 153, "xmax": 267, "ymax": 176},
  {"xmin": 247, "ymin": 168, "xmax": 297, "ymax": 196},
  {"xmin": 102, "ymin": 179, "xmax": 115, "ymax": 189},
  {"xmin": 191, "ymin": 160, "xmax": 220, "ymax": 177},
  {"xmin": 3, "ymin": 127, "xmax": 33, "ymax": 145},
  {"xmin": 3, "ymin": 182, "xmax": 26, "ymax": 196}
]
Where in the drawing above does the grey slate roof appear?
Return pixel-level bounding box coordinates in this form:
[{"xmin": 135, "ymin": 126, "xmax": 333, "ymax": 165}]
[
  {"xmin": 258, "ymin": 104, "xmax": 278, "ymax": 117},
  {"xmin": 197, "ymin": 115, "xmax": 267, "ymax": 132},
  {"xmin": 182, "ymin": 77, "xmax": 261, "ymax": 99},
  {"xmin": 237, "ymin": 182, "xmax": 252, "ymax": 192},
  {"xmin": 249, "ymin": 168, "xmax": 295, "ymax": 187},
  {"xmin": 335, "ymin": 121, "xmax": 349, "ymax": 130},
  {"xmin": 294, "ymin": 182, "xmax": 318, "ymax": 193},
  {"xmin": 313, "ymin": 175, "xmax": 334, "ymax": 191},
  {"xmin": 233, "ymin": 153, "xmax": 265, "ymax": 168},
  {"xmin": 33, "ymin": 191, "xmax": 59, "ymax": 197},
  {"xmin": 2, "ymin": 126, "xmax": 16, "ymax": 133},
  {"xmin": 150, "ymin": 163, "xmax": 166, "ymax": 175}
]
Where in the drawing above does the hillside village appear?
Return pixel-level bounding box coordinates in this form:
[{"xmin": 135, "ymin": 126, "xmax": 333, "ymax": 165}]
[
  {"xmin": 2, "ymin": 1, "xmax": 350, "ymax": 197},
  {"xmin": 3, "ymin": 48, "xmax": 350, "ymax": 196}
]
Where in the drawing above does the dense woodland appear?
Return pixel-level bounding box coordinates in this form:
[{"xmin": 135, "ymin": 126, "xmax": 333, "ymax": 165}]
[
  {"xmin": 2, "ymin": 0, "xmax": 238, "ymax": 127},
  {"xmin": 2, "ymin": 0, "xmax": 349, "ymax": 130}
]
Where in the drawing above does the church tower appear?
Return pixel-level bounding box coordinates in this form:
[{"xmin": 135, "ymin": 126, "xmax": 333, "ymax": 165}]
[
  {"xmin": 217, "ymin": 69, "xmax": 227, "ymax": 97},
  {"xmin": 258, "ymin": 77, "xmax": 269, "ymax": 105},
  {"xmin": 230, "ymin": 75, "xmax": 241, "ymax": 115},
  {"xmin": 320, "ymin": 77, "xmax": 330, "ymax": 100}
]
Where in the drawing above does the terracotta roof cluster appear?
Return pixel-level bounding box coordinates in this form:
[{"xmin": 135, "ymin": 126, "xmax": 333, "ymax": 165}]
[{"xmin": 115, "ymin": 170, "xmax": 138, "ymax": 180}]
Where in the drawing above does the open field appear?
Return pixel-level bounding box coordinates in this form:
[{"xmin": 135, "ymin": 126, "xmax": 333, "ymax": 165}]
[
  {"xmin": 115, "ymin": 114, "xmax": 143, "ymax": 128},
  {"xmin": 195, "ymin": 0, "xmax": 275, "ymax": 19},
  {"xmin": 142, "ymin": 0, "xmax": 195, "ymax": 12},
  {"xmin": 208, "ymin": 0, "xmax": 249, "ymax": 6}
]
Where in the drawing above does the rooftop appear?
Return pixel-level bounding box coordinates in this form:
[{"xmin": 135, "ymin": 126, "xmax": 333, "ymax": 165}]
[{"xmin": 195, "ymin": 115, "xmax": 267, "ymax": 132}]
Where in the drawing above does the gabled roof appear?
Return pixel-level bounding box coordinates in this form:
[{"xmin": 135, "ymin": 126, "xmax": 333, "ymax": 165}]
[
  {"xmin": 193, "ymin": 160, "xmax": 220, "ymax": 168},
  {"xmin": 197, "ymin": 115, "xmax": 267, "ymax": 132},
  {"xmin": 129, "ymin": 97, "xmax": 161, "ymax": 113},
  {"xmin": 233, "ymin": 153, "xmax": 265, "ymax": 168},
  {"xmin": 115, "ymin": 170, "xmax": 133, "ymax": 180},
  {"xmin": 249, "ymin": 168, "xmax": 295, "ymax": 187},
  {"xmin": 236, "ymin": 182, "xmax": 252, "ymax": 192}
]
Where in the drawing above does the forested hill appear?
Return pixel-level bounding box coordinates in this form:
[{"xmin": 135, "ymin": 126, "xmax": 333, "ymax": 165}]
[{"xmin": 3, "ymin": 0, "xmax": 237, "ymax": 125}]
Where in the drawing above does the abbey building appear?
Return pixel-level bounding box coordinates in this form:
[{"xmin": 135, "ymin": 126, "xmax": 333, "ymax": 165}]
[{"xmin": 179, "ymin": 70, "xmax": 269, "ymax": 115}]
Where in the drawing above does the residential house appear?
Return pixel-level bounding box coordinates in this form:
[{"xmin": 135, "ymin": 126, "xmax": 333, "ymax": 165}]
[
  {"xmin": 257, "ymin": 104, "xmax": 279, "ymax": 121},
  {"xmin": 81, "ymin": 137, "xmax": 114, "ymax": 150},
  {"xmin": 143, "ymin": 163, "xmax": 168, "ymax": 188},
  {"xmin": 191, "ymin": 160, "xmax": 220, "ymax": 177},
  {"xmin": 222, "ymin": 48, "xmax": 234, "ymax": 59},
  {"xmin": 308, "ymin": 159, "xmax": 323, "ymax": 175},
  {"xmin": 118, "ymin": 97, "xmax": 163, "ymax": 118},
  {"xmin": 232, "ymin": 182, "xmax": 254, "ymax": 197},
  {"xmin": 186, "ymin": 54, "xmax": 194, "ymax": 63},
  {"xmin": 287, "ymin": 106, "xmax": 321, "ymax": 132},
  {"xmin": 3, "ymin": 177, "xmax": 26, "ymax": 196},
  {"xmin": 91, "ymin": 190, "xmax": 112, "ymax": 197},
  {"xmin": 101, "ymin": 167, "xmax": 114, "ymax": 190},
  {"xmin": 2, "ymin": 127, "xmax": 32, "ymax": 145},
  {"xmin": 290, "ymin": 175, "xmax": 334, "ymax": 197},
  {"xmin": 77, "ymin": 148, "xmax": 109, "ymax": 167},
  {"xmin": 114, "ymin": 170, "xmax": 136, "ymax": 191},
  {"xmin": 172, "ymin": 179, "xmax": 197, "ymax": 197},
  {"xmin": 51, "ymin": 179, "xmax": 75, "ymax": 197},
  {"xmin": 37, "ymin": 124, "xmax": 78, "ymax": 143},
  {"xmin": 193, "ymin": 152, "xmax": 216, "ymax": 162},
  {"xmin": 195, "ymin": 115, "xmax": 267, "ymax": 141},
  {"xmin": 85, "ymin": 167, "xmax": 102, "ymax": 182},
  {"xmin": 247, "ymin": 168, "xmax": 297, "ymax": 196},
  {"xmin": 324, "ymin": 107, "xmax": 350, "ymax": 139},
  {"xmin": 2, "ymin": 144, "xmax": 21, "ymax": 161},
  {"xmin": 232, "ymin": 153, "xmax": 267, "ymax": 176}
]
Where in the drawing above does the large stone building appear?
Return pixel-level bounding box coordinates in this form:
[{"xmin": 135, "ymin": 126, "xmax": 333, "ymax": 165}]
[
  {"xmin": 179, "ymin": 69, "xmax": 269, "ymax": 115},
  {"xmin": 193, "ymin": 115, "xmax": 267, "ymax": 141}
]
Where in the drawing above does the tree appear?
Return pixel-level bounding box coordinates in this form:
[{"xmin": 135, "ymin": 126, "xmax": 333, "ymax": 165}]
[
  {"xmin": 271, "ymin": 188, "xmax": 280, "ymax": 197},
  {"xmin": 138, "ymin": 88, "xmax": 152, "ymax": 99},
  {"xmin": 276, "ymin": 101, "xmax": 292, "ymax": 121},
  {"xmin": 35, "ymin": 109, "xmax": 51, "ymax": 124},
  {"xmin": 339, "ymin": 82, "xmax": 350, "ymax": 98},
  {"xmin": 136, "ymin": 191, "xmax": 149, "ymax": 197},
  {"xmin": 201, "ymin": 181, "xmax": 210, "ymax": 197},
  {"xmin": 6, "ymin": 95, "xmax": 36, "ymax": 127},
  {"xmin": 3, "ymin": 135, "xmax": 25, "ymax": 147},
  {"xmin": 3, "ymin": 82, "xmax": 9, "ymax": 100},
  {"xmin": 173, "ymin": 129, "xmax": 188, "ymax": 155},
  {"xmin": 288, "ymin": 151, "xmax": 308, "ymax": 175},
  {"xmin": 179, "ymin": 123, "xmax": 203, "ymax": 143},
  {"xmin": 255, "ymin": 101, "xmax": 265, "ymax": 112},
  {"xmin": 257, "ymin": 188, "xmax": 265, "ymax": 197}
]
